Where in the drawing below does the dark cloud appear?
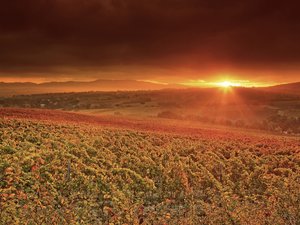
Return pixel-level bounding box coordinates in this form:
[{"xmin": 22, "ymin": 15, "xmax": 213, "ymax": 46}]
[{"xmin": 0, "ymin": 0, "xmax": 300, "ymax": 82}]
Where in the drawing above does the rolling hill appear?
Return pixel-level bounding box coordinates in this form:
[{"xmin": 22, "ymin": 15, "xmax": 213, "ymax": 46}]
[
  {"xmin": 263, "ymin": 82, "xmax": 300, "ymax": 95},
  {"xmin": 0, "ymin": 79, "xmax": 184, "ymax": 97},
  {"xmin": 1, "ymin": 80, "xmax": 299, "ymax": 97}
]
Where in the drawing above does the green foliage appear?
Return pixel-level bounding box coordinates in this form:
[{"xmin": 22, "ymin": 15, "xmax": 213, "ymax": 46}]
[{"xmin": 0, "ymin": 118, "xmax": 300, "ymax": 224}]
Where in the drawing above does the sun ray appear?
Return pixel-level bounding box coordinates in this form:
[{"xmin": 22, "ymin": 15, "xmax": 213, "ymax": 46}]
[{"xmin": 215, "ymin": 81, "xmax": 242, "ymax": 88}]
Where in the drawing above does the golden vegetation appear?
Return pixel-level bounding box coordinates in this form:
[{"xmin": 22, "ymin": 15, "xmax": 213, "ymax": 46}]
[{"xmin": 0, "ymin": 119, "xmax": 300, "ymax": 224}]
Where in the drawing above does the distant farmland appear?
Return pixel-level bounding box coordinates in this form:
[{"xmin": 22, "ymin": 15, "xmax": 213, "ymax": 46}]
[{"xmin": 1, "ymin": 87, "xmax": 299, "ymax": 135}]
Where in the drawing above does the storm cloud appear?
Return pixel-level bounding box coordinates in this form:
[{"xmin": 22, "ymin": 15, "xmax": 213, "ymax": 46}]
[{"xmin": 0, "ymin": 0, "xmax": 299, "ymax": 83}]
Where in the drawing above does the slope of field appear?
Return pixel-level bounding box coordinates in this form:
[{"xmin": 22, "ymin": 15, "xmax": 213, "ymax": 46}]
[
  {"xmin": 0, "ymin": 108, "xmax": 300, "ymax": 224},
  {"xmin": 0, "ymin": 107, "xmax": 298, "ymax": 140},
  {"xmin": 1, "ymin": 87, "xmax": 299, "ymax": 134}
]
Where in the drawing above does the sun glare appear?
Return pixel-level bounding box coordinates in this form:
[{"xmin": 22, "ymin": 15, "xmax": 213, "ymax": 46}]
[{"xmin": 216, "ymin": 81, "xmax": 241, "ymax": 88}]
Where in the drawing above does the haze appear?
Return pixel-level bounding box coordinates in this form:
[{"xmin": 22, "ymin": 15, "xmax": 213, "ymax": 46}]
[{"xmin": 0, "ymin": 0, "xmax": 299, "ymax": 86}]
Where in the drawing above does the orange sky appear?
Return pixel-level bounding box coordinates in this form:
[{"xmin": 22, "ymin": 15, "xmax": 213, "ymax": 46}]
[
  {"xmin": 0, "ymin": 67, "xmax": 297, "ymax": 87},
  {"xmin": 0, "ymin": 0, "xmax": 299, "ymax": 86}
]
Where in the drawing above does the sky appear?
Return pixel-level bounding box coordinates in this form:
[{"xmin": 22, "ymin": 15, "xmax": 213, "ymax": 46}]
[{"xmin": 0, "ymin": 0, "xmax": 299, "ymax": 86}]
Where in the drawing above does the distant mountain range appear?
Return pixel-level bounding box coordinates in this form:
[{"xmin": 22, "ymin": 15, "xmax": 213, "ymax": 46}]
[
  {"xmin": 0, "ymin": 79, "xmax": 185, "ymax": 97},
  {"xmin": 0, "ymin": 79, "xmax": 299, "ymax": 97},
  {"xmin": 264, "ymin": 82, "xmax": 300, "ymax": 94}
]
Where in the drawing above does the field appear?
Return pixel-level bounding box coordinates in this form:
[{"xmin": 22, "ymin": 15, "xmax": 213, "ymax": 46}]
[
  {"xmin": 1, "ymin": 108, "xmax": 300, "ymax": 224},
  {"xmin": 1, "ymin": 0, "xmax": 300, "ymax": 224},
  {"xmin": 1, "ymin": 88, "xmax": 299, "ymax": 134}
]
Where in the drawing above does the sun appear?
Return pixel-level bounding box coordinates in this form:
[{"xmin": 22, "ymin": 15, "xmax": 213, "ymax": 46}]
[{"xmin": 216, "ymin": 81, "xmax": 241, "ymax": 88}]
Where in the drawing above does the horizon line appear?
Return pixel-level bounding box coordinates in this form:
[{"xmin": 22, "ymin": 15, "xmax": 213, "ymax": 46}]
[{"xmin": 0, "ymin": 78, "xmax": 298, "ymax": 88}]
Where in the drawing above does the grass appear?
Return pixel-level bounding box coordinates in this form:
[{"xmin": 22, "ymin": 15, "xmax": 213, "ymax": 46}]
[{"xmin": 1, "ymin": 115, "xmax": 300, "ymax": 224}]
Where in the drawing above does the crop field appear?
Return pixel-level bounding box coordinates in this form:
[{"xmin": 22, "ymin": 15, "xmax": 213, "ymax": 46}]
[
  {"xmin": 0, "ymin": 109, "xmax": 300, "ymax": 224},
  {"xmin": 1, "ymin": 88, "xmax": 299, "ymax": 134}
]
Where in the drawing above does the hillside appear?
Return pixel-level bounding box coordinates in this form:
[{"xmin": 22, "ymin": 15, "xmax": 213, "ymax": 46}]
[
  {"xmin": 0, "ymin": 80, "xmax": 299, "ymax": 97},
  {"xmin": 1, "ymin": 88, "xmax": 299, "ymax": 134},
  {"xmin": 263, "ymin": 82, "xmax": 300, "ymax": 95},
  {"xmin": 0, "ymin": 79, "xmax": 184, "ymax": 97},
  {"xmin": 1, "ymin": 108, "xmax": 300, "ymax": 224},
  {"xmin": 0, "ymin": 108, "xmax": 271, "ymax": 138}
]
